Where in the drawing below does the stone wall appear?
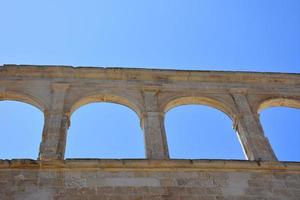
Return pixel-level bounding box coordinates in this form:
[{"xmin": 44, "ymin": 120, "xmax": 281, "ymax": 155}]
[
  {"xmin": 1, "ymin": 160, "xmax": 300, "ymax": 200},
  {"xmin": 0, "ymin": 65, "xmax": 299, "ymax": 199}
]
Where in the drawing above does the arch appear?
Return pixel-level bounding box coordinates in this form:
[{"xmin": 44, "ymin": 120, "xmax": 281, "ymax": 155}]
[
  {"xmin": 70, "ymin": 93, "xmax": 143, "ymax": 120},
  {"xmin": 258, "ymin": 97, "xmax": 300, "ymax": 113},
  {"xmin": 258, "ymin": 97, "xmax": 300, "ymax": 162},
  {"xmin": 66, "ymin": 102, "xmax": 145, "ymax": 158},
  {"xmin": 0, "ymin": 90, "xmax": 47, "ymax": 112},
  {"xmin": 0, "ymin": 100, "xmax": 44, "ymax": 159},
  {"xmin": 164, "ymin": 104, "xmax": 245, "ymax": 159},
  {"xmin": 163, "ymin": 96, "xmax": 235, "ymax": 121}
]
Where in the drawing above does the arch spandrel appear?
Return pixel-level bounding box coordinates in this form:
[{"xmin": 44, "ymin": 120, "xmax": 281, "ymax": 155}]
[
  {"xmin": 161, "ymin": 95, "xmax": 236, "ymax": 121},
  {"xmin": 0, "ymin": 90, "xmax": 48, "ymax": 113},
  {"xmin": 257, "ymin": 97, "xmax": 300, "ymax": 113},
  {"xmin": 69, "ymin": 93, "xmax": 144, "ymax": 120}
]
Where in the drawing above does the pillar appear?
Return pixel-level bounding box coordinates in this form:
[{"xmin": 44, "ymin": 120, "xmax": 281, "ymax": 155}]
[
  {"xmin": 39, "ymin": 83, "xmax": 69, "ymax": 160},
  {"xmin": 231, "ymin": 90, "xmax": 277, "ymax": 161},
  {"xmin": 142, "ymin": 90, "xmax": 169, "ymax": 159}
]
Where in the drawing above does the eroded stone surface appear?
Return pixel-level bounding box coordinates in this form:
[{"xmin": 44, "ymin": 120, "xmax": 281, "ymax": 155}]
[
  {"xmin": 0, "ymin": 65, "xmax": 300, "ymax": 199},
  {"xmin": 0, "ymin": 160, "xmax": 300, "ymax": 200}
]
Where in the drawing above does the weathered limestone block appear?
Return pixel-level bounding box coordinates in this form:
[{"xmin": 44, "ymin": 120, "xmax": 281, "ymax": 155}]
[
  {"xmin": 39, "ymin": 83, "xmax": 69, "ymax": 160},
  {"xmin": 142, "ymin": 90, "xmax": 169, "ymax": 159},
  {"xmin": 231, "ymin": 91, "xmax": 277, "ymax": 161},
  {"xmin": 0, "ymin": 160, "xmax": 300, "ymax": 200}
]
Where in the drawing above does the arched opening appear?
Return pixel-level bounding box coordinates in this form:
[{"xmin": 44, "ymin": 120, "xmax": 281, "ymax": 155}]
[
  {"xmin": 259, "ymin": 99, "xmax": 300, "ymax": 162},
  {"xmin": 65, "ymin": 102, "xmax": 145, "ymax": 158},
  {"xmin": 0, "ymin": 100, "xmax": 44, "ymax": 159},
  {"xmin": 165, "ymin": 104, "xmax": 245, "ymax": 159}
]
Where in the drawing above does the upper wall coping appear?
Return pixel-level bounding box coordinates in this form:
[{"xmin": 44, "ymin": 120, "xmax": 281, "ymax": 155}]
[
  {"xmin": 1, "ymin": 64, "xmax": 300, "ymax": 85},
  {"xmin": 2, "ymin": 64, "xmax": 300, "ymax": 75},
  {"xmin": 0, "ymin": 159, "xmax": 299, "ymax": 172}
]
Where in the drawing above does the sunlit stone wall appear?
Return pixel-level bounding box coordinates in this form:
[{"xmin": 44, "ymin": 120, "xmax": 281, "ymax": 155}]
[{"xmin": 0, "ymin": 65, "xmax": 299, "ymax": 199}]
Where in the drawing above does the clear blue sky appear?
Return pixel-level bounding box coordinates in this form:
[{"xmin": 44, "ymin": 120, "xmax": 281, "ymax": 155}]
[{"xmin": 0, "ymin": 1, "xmax": 299, "ymax": 161}]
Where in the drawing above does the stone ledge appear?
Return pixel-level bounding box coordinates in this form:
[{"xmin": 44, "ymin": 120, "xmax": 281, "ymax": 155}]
[
  {"xmin": 0, "ymin": 159, "xmax": 299, "ymax": 172},
  {"xmin": 2, "ymin": 64, "xmax": 300, "ymax": 75},
  {"xmin": 1, "ymin": 64, "xmax": 300, "ymax": 85}
]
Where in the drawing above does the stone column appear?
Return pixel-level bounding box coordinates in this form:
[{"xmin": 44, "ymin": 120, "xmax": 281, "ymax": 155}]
[
  {"xmin": 39, "ymin": 83, "xmax": 69, "ymax": 161},
  {"xmin": 142, "ymin": 90, "xmax": 169, "ymax": 159},
  {"xmin": 231, "ymin": 90, "xmax": 277, "ymax": 161}
]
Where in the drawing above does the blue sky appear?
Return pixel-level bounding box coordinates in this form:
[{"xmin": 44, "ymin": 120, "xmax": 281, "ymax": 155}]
[{"xmin": 0, "ymin": 1, "xmax": 299, "ymax": 161}]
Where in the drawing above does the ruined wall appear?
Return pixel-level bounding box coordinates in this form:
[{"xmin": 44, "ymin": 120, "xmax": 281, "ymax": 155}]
[
  {"xmin": 0, "ymin": 65, "xmax": 300, "ymax": 199},
  {"xmin": 1, "ymin": 160, "xmax": 300, "ymax": 200}
]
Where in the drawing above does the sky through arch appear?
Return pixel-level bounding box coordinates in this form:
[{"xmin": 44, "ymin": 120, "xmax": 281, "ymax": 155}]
[
  {"xmin": 260, "ymin": 107, "xmax": 300, "ymax": 162},
  {"xmin": 165, "ymin": 104, "xmax": 245, "ymax": 160},
  {"xmin": 65, "ymin": 102, "xmax": 145, "ymax": 159},
  {"xmin": 0, "ymin": 100, "xmax": 44, "ymax": 159}
]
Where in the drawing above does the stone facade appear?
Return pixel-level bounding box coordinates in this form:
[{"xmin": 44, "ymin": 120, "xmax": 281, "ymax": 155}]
[{"xmin": 0, "ymin": 64, "xmax": 299, "ymax": 199}]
